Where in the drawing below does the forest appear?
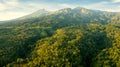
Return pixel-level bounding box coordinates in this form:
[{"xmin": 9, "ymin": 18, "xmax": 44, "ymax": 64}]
[{"xmin": 0, "ymin": 7, "xmax": 120, "ymax": 67}]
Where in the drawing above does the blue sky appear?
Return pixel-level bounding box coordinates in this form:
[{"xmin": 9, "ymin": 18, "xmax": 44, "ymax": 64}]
[{"xmin": 0, "ymin": 0, "xmax": 120, "ymax": 21}]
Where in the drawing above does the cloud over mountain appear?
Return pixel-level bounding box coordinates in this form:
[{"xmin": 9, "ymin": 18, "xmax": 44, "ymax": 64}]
[{"xmin": 0, "ymin": 0, "xmax": 120, "ymax": 21}]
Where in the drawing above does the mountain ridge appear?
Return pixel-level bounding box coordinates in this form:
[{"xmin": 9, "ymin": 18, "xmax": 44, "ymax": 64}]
[
  {"xmin": 1, "ymin": 6, "xmax": 119, "ymax": 22},
  {"xmin": 1, "ymin": 6, "xmax": 120, "ymax": 24}
]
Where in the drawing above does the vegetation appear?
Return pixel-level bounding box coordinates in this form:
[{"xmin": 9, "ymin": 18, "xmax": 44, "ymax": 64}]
[{"xmin": 0, "ymin": 7, "xmax": 120, "ymax": 67}]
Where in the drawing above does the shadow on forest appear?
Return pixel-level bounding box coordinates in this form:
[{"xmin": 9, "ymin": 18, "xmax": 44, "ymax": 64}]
[{"xmin": 79, "ymin": 31, "xmax": 113, "ymax": 67}]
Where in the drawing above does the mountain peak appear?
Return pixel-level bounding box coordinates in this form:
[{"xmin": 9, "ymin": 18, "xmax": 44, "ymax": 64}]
[
  {"xmin": 35, "ymin": 9, "xmax": 48, "ymax": 13},
  {"xmin": 74, "ymin": 7, "xmax": 89, "ymax": 14},
  {"xmin": 55, "ymin": 8, "xmax": 72, "ymax": 13},
  {"xmin": 74, "ymin": 6, "xmax": 86, "ymax": 10},
  {"xmin": 17, "ymin": 9, "xmax": 49, "ymax": 20},
  {"xmin": 32, "ymin": 9, "xmax": 49, "ymax": 15}
]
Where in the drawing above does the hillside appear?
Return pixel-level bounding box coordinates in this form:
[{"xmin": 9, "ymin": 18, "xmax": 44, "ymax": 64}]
[{"xmin": 0, "ymin": 7, "xmax": 120, "ymax": 67}]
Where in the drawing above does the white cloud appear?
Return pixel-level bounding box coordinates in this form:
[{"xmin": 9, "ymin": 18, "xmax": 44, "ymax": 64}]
[
  {"xmin": 0, "ymin": 0, "xmax": 24, "ymax": 20},
  {"xmin": 112, "ymin": 0, "xmax": 120, "ymax": 2},
  {"xmin": 0, "ymin": 3, "xmax": 6, "ymax": 10},
  {"xmin": 0, "ymin": 0, "xmax": 19, "ymax": 11},
  {"xmin": 82, "ymin": 1, "xmax": 120, "ymax": 12},
  {"xmin": 83, "ymin": 2, "xmax": 108, "ymax": 9},
  {"xmin": 59, "ymin": 4, "xmax": 78, "ymax": 8},
  {"xmin": 3, "ymin": 0, "xmax": 19, "ymax": 6},
  {"xmin": 25, "ymin": 3, "xmax": 59, "ymax": 11},
  {"xmin": 0, "ymin": 11, "xmax": 28, "ymax": 20}
]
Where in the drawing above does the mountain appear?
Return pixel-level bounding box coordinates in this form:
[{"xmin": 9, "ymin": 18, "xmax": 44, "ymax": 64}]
[
  {"xmin": 0, "ymin": 7, "xmax": 120, "ymax": 67},
  {"xmin": 0, "ymin": 21, "xmax": 3, "ymax": 23},
  {"xmin": 0, "ymin": 9, "xmax": 49, "ymax": 24},
  {"xmin": 1, "ymin": 7, "xmax": 119, "ymax": 25},
  {"xmin": 19, "ymin": 9, "xmax": 49, "ymax": 19},
  {"xmin": 2, "ymin": 7, "xmax": 119, "ymax": 26},
  {"xmin": 0, "ymin": 21, "xmax": 7, "ymax": 23}
]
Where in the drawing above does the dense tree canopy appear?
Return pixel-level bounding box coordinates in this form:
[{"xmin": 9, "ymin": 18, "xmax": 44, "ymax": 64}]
[{"xmin": 0, "ymin": 7, "xmax": 120, "ymax": 67}]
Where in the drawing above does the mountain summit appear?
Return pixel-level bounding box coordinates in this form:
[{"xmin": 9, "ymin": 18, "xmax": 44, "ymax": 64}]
[{"xmin": 19, "ymin": 9, "xmax": 49, "ymax": 20}]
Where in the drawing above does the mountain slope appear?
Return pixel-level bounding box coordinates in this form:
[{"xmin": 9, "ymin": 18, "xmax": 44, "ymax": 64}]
[
  {"xmin": 0, "ymin": 7, "xmax": 120, "ymax": 67},
  {"xmin": 1, "ymin": 7, "xmax": 119, "ymax": 27}
]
